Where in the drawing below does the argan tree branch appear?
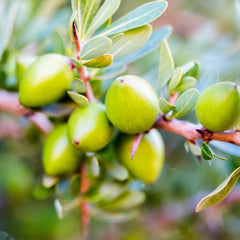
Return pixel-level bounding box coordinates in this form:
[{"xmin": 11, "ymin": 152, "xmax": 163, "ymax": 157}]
[
  {"xmin": 153, "ymin": 115, "xmax": 240, "ymax": 146},
  {"xmin": 0, "ymin": 90, "xmax": 53, "ymax": 134},
  {"xmin": 72, "ymin": 22, "xmax": 96, "ymax": 102}
]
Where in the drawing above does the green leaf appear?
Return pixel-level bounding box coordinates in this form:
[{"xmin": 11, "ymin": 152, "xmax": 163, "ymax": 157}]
[
  {"xmin": 201, "ymin": 142, "xmax": 214, "ymax": 160},
  {"xmin": 70, "ymin": 57, "xmax": 82, "ymax": 68},
  {"xmin": 110, "ymin": 33, "xmax": 124, "ymax": 44},
  {"xmin": 71, "ymin": 0, "xmax": 82, "ymax": 31},
  {"xmin": 89, "ymin": 156, "xmax": 100, "ymax": 177},
  {"xmin": 110, "ymin": 25, "xmax": 172, "ymax": 67},
  {"xmin": 196, "ymin": 167, "xmax": 240, "ymax": 212},
  {"xmin": 86, "ymin": 0, "xmax": 121, "ymax": 37},
  {"xmin": 158, "ymin": 39, "xmax": 174, "ymax": 92},
  {"xmin": 159, "ymin": 97, "xmax": 175, "ymax": 115},
  {"xmin": 70, "ymin": 174, "xmax": 81, "ymax": 196},
  {"xmin": 168, "ymin": 67, "xmax": 183, "ymax": 94},
  {"xmin": 81, "ymin": 0, "xmax": 101, "ymax": 39},
  {"xmin": 174, "ymin": 76, "xmax": 196, "ymax": 93},
  {"xmin": 170, "ymin": 88, "xmax": 199, "ymax": 119},
  {"xmin": 80, "ymin": 36, "xmax": 112, "ymax": 60},
  {"xmin": 68, "ymin": 91, "xmax": 89, "ymax": 106},
  {"xmin": 109, "ymin": 24, "xmax": 152, "ymax": 61},
  {"xmin": 185, "ymin": 60, "xmax": 201, "ymax": 78},
  {"xmin": 32, "ymin": 184, "xmax": 54, "ymax": 200},
  {"xmin": 107, "ymin": 162, "xmax": 129, "ymax": 181},
  {"xmin": 70, "ymin": 78, "xmax": 86, "ymax": 93},
  {"xmin": 184, "ymin": 141, "xmax": 201, "ymax": 156},
  {"xmin": 181, "ymin": 61, "xmax": 195, "ymax": 75},
  {"xmin": 91, "ymin": 208, "xmax": 139, "ymax": 223},
  {"xmin": 69, "ymin": 11, "xmax": 78, "ymax": 41},
  {"xmin": 83, "ymin": 54, "xmax": 113, "ymax": 68},
  {"xmin": 101, "ymin": 0, "xmax": 168, "ymax": 36}
]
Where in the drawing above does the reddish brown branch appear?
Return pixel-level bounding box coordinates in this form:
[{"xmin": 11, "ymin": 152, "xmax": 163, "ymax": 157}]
[
  {"xmin": 0, "ymin": 90, "xmax": 53, "ymax": 134},
  {"xmin": 79, "ymin": 162, "xmax": 91, "ymax": 240},
  {"xmin": 72, "ymin": 22, "xmax": 96, "ymax": 102},
  {"xmin": 153, "ymin": 115, "xmax": 240, "ymax": 146}
]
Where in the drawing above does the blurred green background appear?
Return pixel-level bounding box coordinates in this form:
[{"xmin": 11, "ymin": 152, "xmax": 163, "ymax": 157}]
[{"xmin": 1, "ymin": 0, "xmax": 240, "ymax": 239}]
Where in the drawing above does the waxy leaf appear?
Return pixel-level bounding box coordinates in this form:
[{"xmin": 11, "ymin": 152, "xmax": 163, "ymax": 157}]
[
  {"xmin": 185, "ymin": 60, "xmax": 201, "ymax": 78},
  {"xmin": 181, "ymin": 61, "xmax": 195, "ymax": 75},
  {"xmin": 70, "ymin": 57, "xmax": 82, "ymax": 68},
  {"xmin": 90, "ymin": 156, "xmax": 100, "ymax": 177},
  {"xmin": 174, "ymin": 76, "xmax": 196, "ymax": 93},
  {"xmin": 201, "ymin": 142, "xmax": 214, "ymax": 160},
  {"xmin": 159, "ymin": 97, "xmax": 175, "ymax": 115},
  {"xmin": 158, "ymin": 39, "xmax": 174, "ymax": 92},
  {"xmin": 71, "ymin": 0, "xmax": 82, "ymax": 30},
  {"xmin": 184, "ymin": 141, "xmax": 201, "ymax": 156},
  {"xmin": 196, "ymin": 167, "xmax": 240, "ymax": 212},
  {"xmin": 168, "ymin": 67, "xmax": 183, "ymax": 94},
  {"xmin": 86, "ymin": 0, "xmax": 121, "ymax": 37},
  {"xmin": 102, "ymin": 0, "xmax": 168, "ymax": 36},
  {"xmin": 83, "ymin": 54, "xmax": 113, "ymax": 68},
  {"xmin": 67, "ymin": 91, "xmax": 89, "ymax": 106},
  {"xmin": 170, "ymin": 88, "xmax": 199, "ymax": 119},
  {"xmin": 70, "ymin": 78, "xmax": 86, "ymax": 93},
  {"xmin": 110, "ymin": 33, "xmax": 124, "ymax": 44},
  {"xmin": 80, "ymin": 36, "xmax": 112, "ymax": 60},
  {"xmin": 109, "ymin": 24, "xmax": 152, "ymax": 61},
  {"xmin": 111, "ymin": 25, "xmax": 172, "ymax": 67},
  {"xmin": 81, "ymin": 0, "xmax": 101, "ymax": 39},
  {"xmin": 107, "ymin": 162, "xmax": 129, "ymax": 181},
  {"xmin": 69, "ymin": 12, "xmax": 78, "ymax": 41}
]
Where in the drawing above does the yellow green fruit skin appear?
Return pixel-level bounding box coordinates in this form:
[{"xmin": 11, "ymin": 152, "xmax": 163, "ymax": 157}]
[
  {"xmin": 19, "ymin": 53, "xmax": 74, "ymax": 108},
  {"xmin": 16, "ymin": 55, "xmax": 37, "ymax": 84},
  {"xmin": 117, "ymin": 129, "xmax": 165, "ymax": 184},
  {"xmin": 105, "ymin": 75, "xmax": 159, "ymax": 134},
  {"xmin": 67, "ymin": 102, "xmax": 114, "ymax": 152},
  {"xmin": 196, "ymin": 82, "xmax": 240, "ymax": 132},
  {"xmin": 43, "ymin": 125, "xmax": 81, "ymax": 177}
]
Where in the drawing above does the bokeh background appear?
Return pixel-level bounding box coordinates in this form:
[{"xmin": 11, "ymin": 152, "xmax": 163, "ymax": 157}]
[{"xmin": 1, "ymin": 0, "xmax": 240, "ymax": 239}]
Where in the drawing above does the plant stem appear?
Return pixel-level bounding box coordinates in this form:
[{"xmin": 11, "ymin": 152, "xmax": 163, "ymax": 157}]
[
  {"xmin": 79, "ymin": 162, "xmax": 91, "ymax": 240},
  {"xmin": 72, "ymin": 22, "xmax": 96, "ymax": 102}
]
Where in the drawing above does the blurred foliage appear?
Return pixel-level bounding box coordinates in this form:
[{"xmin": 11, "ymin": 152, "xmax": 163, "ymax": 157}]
[{"xmin": 1, "ymin": 0, "xmax": 240, "ymax": 239}]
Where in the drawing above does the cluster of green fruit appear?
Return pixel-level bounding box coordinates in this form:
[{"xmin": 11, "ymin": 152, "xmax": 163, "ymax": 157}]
[{"xmin": 18, "ymin": 53, "xmax": 165, "ymax": 184}]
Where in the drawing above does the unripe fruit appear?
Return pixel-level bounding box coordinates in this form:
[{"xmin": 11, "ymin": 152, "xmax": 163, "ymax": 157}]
[
  {"xmin": 116, "ymin": 129, "xmax": 165, "ymax": 184},
  {"xmin": 16, "ymin": 55, "xmax": 37, "ymax": 84},
  {"xmin": 19, "ymin": 53, "xmax": 74, "ymax": 108},
  {"xmin": 43, "ymin": 125, "xmax": 81, "ymax": 177},
  {"xmin": 67, "ymin": 102, "xmax": 114, "ymax": 152},
  {"xmin": 196, "ymin": 82, "xmax": 240, "ymax": 132},
  {"xmin": 105, "ymin": 75, "xmax": 159, "ymax": 134}
]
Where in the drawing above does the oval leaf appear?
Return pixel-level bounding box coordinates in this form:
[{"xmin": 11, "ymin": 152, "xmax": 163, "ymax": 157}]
[
  {"xmin": 86, "ymin": 0, "xmax": 121, "ymax": 37},
  {"xmin": 158, "ymin": 39, "xmax": 174, "ymax": 92},
  {"xmin": 80, "ymin": 35, "xmax": 112, "ymax": 60},
  {"xmin": 184, "ymin": 141, "xmax": 201, "ymax": 156},
  {"xmin": 68, "ymin": 91, "xmax": 89, "ymax": 106},
  {"xmin": 101, "ymin": 0, "xmax": 168, "ymax": 36},
  {"xmin": 168, "ymin": 67, "xmax": 183, "ymax": 94},
  {"xmin": 196, "ymin": 167, "xmax": 240, "ymax": 212},
  {"xmin": 174, "ymin": 76, "xmax": 196, "ymax": 93},
  {"xmin": 83, "ymin": 54, "xmax": 113, "ymax": 68},
  {"xmin": 109, "ymin": 24, "xmax": 152, "ymax": 61},
  {"xmin": 159, "ymin": 97, "xmax": 175, "ymax": 115},
  {"xmin": 90, "ymin": 156, "xmax": 100, "ymax": 177},
  {"xmin": 107, "ymin": 162, "xmax": 129, "ymax": 181},
  {"xmin": 110, "ymin": 33, "xmax": 124, "ymax": 44},
  {"xmin": 110, "ymin": 25, "xmax": 172, "ymax": 67},
  {"xmin": 185, "ymin": 60, "xmax": 201, "ymax": 78},
  {"xmin": 201, "ymin": 142, "xmax": 214, "ymax": 160},
  {"xmin": 70, "ymin": 57, "xmax": 82, "ymax": 68},
  {"xmin": 169, "ymin": 88, "xmax": 199, "ymax": 119},
  {"xmin": 70, "ymin": 78, "xmax": 86, "ymax": 93},
  {"xmin": 71, "ymin": 0, "xmax": 82, "ymax": 31}
]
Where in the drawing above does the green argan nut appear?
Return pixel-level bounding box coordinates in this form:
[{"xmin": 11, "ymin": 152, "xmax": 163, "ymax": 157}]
[
  {"xmin": 105, "ymin": 75, "xmax": 159, "ymax": 134},
  {"xmin": 43, "ymin": 125, "xmax": 81, "ymax": 177},
  {"xmin": 116, "ymin": 129, "xmax": 165, "ymax": 184},
  {"xmin": 16, "ymin": 55, "xmax": 37, "ymax": 84},
  {"xmin": 67, "ymin": 102, "xmax": 114, "ymax": 152},
  {"xmin": 196, "ymin": 82, "xmax": 240, "ymax": 132},
  {"xmin": 19, "ymin": 53, "xmax": 74, "ymax": 108}
]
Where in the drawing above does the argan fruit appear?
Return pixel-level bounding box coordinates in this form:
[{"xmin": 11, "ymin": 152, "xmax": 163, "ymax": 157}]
[
  {"xmin": 105, "ymin": 75, "xmax": 159, "ymax": 134},
  {"xmin": 196, "ymin": 82, "xmax": 240, "ymax": 132},
  {"xmin": 67, "ymin": 102, "xmax": 114, "ymax": 152},
  {"xmin": 116, "ymin": 129, "xmax": 165, "ymax": 184},
  {"xmin": 43, "ymin": 125, "xmax": 81, "ymax": 177},
  {"xmin": 19, "ymin": 53, "xmax": 74, "ymax": 108}
]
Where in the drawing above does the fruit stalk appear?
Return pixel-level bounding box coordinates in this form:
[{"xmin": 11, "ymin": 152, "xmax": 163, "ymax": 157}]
[{"xmin": 72, "ymin": 22, "xmax": 96, "ymax": 102}]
